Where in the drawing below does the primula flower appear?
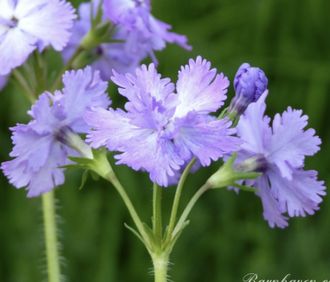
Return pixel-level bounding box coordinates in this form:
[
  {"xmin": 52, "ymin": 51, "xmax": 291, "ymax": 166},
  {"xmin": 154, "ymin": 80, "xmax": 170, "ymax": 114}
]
[
  {"xmin": 235, "ymin": 92, "xmax": 325, "ymax": 228},
  {"xmin": 63, "ymin": 0, "xmax": 142, "ymax": 79},
  {"xmin": 85, "ymin": 56, "xmax": 241, "ymax": 186},
  {"xmin": 64, "ymin": 0, "xmax": 191, "ymax": 79},
  {"xmin": 103, "ymin": 0, "xmax": 191, "ymax": 61},
  {"xmin": 1, "ymin": 67, "xmax": 110, "ymax": 197},
  {"xmin": 0, "ymin": 0, "xmax": 76, "ymax": 75}
]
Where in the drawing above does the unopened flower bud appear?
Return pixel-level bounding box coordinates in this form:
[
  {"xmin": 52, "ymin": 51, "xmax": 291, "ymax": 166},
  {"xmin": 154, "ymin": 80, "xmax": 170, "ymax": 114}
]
[{"xmin": 229, "ymin": 63, "xmax": 268, "ymax": 116}]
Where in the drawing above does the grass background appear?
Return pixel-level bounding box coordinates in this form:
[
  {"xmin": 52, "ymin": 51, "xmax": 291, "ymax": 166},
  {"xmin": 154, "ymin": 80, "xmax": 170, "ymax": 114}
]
[{"xmin": 1, "ymin": 0, "xmax": 330, "ymax": 281}]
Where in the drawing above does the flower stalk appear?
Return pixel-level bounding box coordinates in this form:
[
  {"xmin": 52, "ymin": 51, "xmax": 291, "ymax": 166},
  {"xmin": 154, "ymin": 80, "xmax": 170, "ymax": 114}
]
[
  {"xmin": 153, "ymin": 183, "xmax": 163, "ymax": 241},
  {"xmin": 42, "ymin": 191, "xmax": 61, "ymax": 282}
]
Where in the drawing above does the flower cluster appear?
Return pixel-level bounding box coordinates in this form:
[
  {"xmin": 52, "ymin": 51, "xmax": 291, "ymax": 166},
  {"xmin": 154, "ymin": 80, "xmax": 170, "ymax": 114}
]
[
  {"xmin": 235, "ymin": 92, "xmax": 325, "ymax": 228},
  {"xmin": 85, "ymin": 56, "xmax": 241, "ymax": 186},
  {"xmin": 103, "ymin": 0, "xmax": 191, "ymax": 55},
  {"xmin": 1, "ymin": 67, "xmax": 110, "ymax": 197},
  {"xmin": 0, "ymin": 0, "xmax": 76, "ymax": 75},
  {"xmin": 63, "ymin": 0, "xmax": 191, "ymax": 79},
  {"xmin": 0, "ymin": 0, "xmax": 325, "ymax": 229}
]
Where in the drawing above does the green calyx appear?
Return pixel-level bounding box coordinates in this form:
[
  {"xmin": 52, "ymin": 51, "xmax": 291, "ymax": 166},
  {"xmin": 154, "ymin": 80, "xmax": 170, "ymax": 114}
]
[
  {"xmin": 80, "ymin": 22, "xmax": 113, "ymax": 50},
  {"xmin": 207, "ymin": 154, "xmax": 261, "ymax": 192}
]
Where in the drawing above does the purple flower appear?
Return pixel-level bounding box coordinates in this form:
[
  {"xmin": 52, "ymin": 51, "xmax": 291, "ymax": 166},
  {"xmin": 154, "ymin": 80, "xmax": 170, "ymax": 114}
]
[
  {"xmin": 0, "ymin": 75, "xmax": 8, "ymax": 90},
  {"xmin": 1, "ymin": 67, "xmax": 110, "ymax": 197},
  {"xmin": 63, "ymin": 0, "xmax": 141, "ymax": 79},
  {"xmin": 0, "ymin": 0, "xmax": 76, "ymax": 75},
  {"xmin": 64, "ymin": 0, "xmax": 191, "ymax": 79},
  {"xmin": 229, "ymin": 63, "xmax": 268, "ymax": 115},
  {"xmin": 103, "ymin": 0, "xmax": 191, "ymax": 60},
  {"xmin": 85, "ymin": 56, "xmax": 241, "ymax": 186},
  {"xmin": 235, "ymin": 92, "xmax": 325, "ymax": 228}
]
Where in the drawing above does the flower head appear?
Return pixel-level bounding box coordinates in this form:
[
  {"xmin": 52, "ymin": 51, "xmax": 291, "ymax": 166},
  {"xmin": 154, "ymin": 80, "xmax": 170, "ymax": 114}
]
[
  {"xmin": 85, "ymin": 56, "xmax": 241, "ymax": 186},
  {"xmin": 103, "ymin": 0, "xmax": 191, "ymax": 59},
  {"xmin": 0, "ymin": 0, "xmax": 76, "ymax": 75},
  {"xmin": 64, "ymin": 0, "xmax": 191, "ymax": 79},
  {"xmin": 235, "ymin": 92, "xmax": 325, "ymax": 228},
  {"xmin": 229, "ymin": 63, "xmax": 268, "ymax": 115},
  {"xmin": 1, "ymin": 67, "xmax": 110, "ymax": 197},
  {"xmin": 63, "ymin": 0, "xmax": 142, "ymax": 79}
]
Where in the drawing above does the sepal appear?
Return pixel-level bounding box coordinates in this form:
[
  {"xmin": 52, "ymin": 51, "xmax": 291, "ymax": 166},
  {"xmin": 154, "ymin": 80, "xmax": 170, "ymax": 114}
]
[{"xmin": 207, "ymin": 154, "xmax": 260, "ymax": 190}]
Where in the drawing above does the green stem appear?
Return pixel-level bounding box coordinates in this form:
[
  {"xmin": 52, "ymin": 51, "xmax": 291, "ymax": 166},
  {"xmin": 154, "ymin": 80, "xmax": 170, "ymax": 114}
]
[
  {"xmin": 12, "ymin": 69, "xmax": 35, "ymax": 103},
  {"xmin": 103, "ymin": 169, "xmax": 151, "ymax": 249},
  {"xmin": 166, "ymin": 159, "xmax": 196, "ymax": 240},
  {"xmin": 15, "ymin": 69, "xmax": 61, "ymax": 282},
  {"xmin": 172, "ymin": 183, "xmax": 211, "ymax": 238},
  {"xmin": 153, "ymin": 183, "xmax": 162, "ymax": 241},
  {"xmin": 42, "ymin": 191, "xmax": 61, "ymax": 282},
  {"xmin": 152, "ymin": 254, "xmax": 169, "ymax": 282}
]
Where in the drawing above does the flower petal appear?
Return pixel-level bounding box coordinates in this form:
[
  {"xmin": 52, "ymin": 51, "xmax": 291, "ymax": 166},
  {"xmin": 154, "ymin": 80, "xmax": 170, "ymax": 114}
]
[
  {"xmin": 111, "ymin": 64, "xmax": 175, "ymax": 112},
  {"xmin": 17, "ymin": 0, "xmax": 76, "ymax": 51},
  {"xmin": 236, "ymin": 91, "xmax": 271, "ymax": 154},
  {"xmin": 268, "ymin": 167, "xmax": 325, "ymax": 217},
  {"xmin": 61, "ymin": 67, "xmax": 110, "ymax": 132},
  {"xmin": 256, "ymin": 176, "xmax": 288, "ymax": 228},
  {"xmin": 269, "ymin": 107, "xmax": 321, "ymax": 179},
  {"xmin": 85, "ymin": 107, "xmax": 146, "ymax": 150},
  {"xmin": 171, "ymin": 113, "xmax": 241, "ymax": 166},
  {"xmin": 0, "ymin": 28, "xmax": 36, "ymax": 75},
  {"xmin": 115, "ymin": 134, "xmax": 183, "ymax": 186},
  {"xmin": 1, "ymin": 125, "xmax": 68, "ymax": 197},
  {"xmin": 174, "ymin": 56, "xmax": 229, "ymax": 117}
]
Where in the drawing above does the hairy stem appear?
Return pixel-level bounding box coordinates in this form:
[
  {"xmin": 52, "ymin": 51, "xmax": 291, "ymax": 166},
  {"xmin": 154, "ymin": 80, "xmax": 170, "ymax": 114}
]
[
  {"xmin": 42, "ymin": 191, "xmax": 61, "ymax": 282},
  {"xmin": 152, "ymin": 254, "xmax": 170, "ymax": 282}
]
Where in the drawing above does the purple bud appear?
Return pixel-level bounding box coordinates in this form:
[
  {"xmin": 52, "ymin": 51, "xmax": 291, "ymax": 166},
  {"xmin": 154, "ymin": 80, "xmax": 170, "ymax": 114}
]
[
  {"xmin": 234, "ymin": 63, "xmax": 268, "ymax": 102},
  {"xmin": 229, "ymin": 63, "xmax": 268, "ymax": 115}
]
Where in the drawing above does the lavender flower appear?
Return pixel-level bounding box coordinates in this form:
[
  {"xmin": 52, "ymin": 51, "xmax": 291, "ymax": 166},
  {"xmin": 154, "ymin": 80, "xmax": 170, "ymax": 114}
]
[
  {"xmin": 63, "ymin": 0, "xmax": 141, "ymax": 79},
  {"xmin": 104, "ymin": 0, "xmax": 191, "ymax": 51},
  {"xmin": 1, "ymin": 67, "xmax": 110, "ymax": 197},
  {"xmin": 64, "ymin": 0, "xmax": 191, "ymax": 79},
  {"xmin": 0, "ymin": 0, "xmax": 76, "ymax": 75},
  {"xmin": 104, "ymin": 0, "xmax": 191, "ymax": 59},
  {"xmin": 85, "ymin": 56, "xmax": 241, "ymax": 186},
  {"xmin": 229, "ymin": 63, "xmax": 268, "ymax": 115},
  {"xmin": 235, "ymin": 92, "xmax": 325, "ymax": 228}
]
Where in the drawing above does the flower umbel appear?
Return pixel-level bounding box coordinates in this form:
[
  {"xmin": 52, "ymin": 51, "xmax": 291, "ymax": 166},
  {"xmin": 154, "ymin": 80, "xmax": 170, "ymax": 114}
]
[
  {"xmin": 235, "ymin": 92, "xmax": 325, "ymax": 228},
  {"xmin": 85, "ymin": 56, "xmax": 241, "ymax": 186},
  {"xmin": 1, "ymin": 67, "xmax": 110, "ymax": 197}
]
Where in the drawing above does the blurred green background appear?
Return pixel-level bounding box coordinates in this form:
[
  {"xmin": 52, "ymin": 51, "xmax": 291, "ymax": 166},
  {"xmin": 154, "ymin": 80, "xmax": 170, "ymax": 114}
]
[{"xmin": 1, "ymin": 0, "xmax": 330, "ymax": 281}]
